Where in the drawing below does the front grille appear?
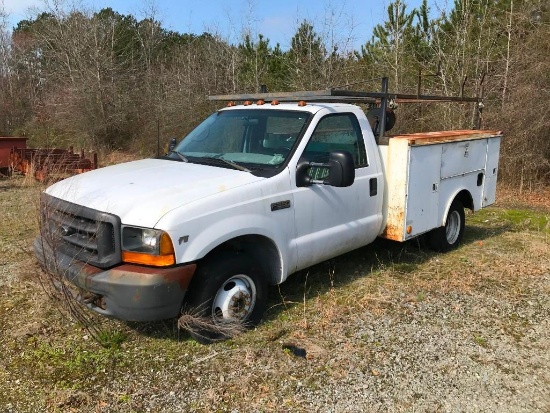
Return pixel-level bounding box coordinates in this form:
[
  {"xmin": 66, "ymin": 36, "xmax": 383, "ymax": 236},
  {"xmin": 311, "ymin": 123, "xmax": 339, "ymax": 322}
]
[{"xmin": 40, "ymin": 194, "xmax": 121, "ymax": 268}]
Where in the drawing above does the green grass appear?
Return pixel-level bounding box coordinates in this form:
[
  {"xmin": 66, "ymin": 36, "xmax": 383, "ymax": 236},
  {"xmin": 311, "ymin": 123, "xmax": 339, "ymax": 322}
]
[
  {"xmin": 473, "ymin": 334, "xmax": 489, "ymax": 348},
  {"xmin": 97, "ymin": 329, "xmax": 128, "ymax": 349},
  {"xmin": 468, "ymin": 207, "xmax": 550, "ymax": 234},
  {"xmin": 23, "ymin": 340, "xmax": 123, "ymax": 387}
]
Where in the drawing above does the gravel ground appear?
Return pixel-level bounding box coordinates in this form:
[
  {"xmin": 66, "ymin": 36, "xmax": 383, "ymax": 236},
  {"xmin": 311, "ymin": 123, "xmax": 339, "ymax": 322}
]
[
  {"xmin": 7, "ymin": 273, "xmax": 546, "ymax": 412},
  {"xmin": 301, "ymin": 286, "xmax": 550, "ymax": 412},
  {"xmin": 29, "ymin": 272, "xmax": 546, "ymax": 413},
  {"xmin": 95, "ymin": 275, "xmax": 549, "ymax": 413}
]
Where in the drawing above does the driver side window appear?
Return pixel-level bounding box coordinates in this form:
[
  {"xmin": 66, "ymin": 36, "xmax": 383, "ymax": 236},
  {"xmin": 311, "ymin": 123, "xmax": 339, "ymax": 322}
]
[{"xmin": 302, "ymin": 113, "xmax": 368, "ymax": 168}]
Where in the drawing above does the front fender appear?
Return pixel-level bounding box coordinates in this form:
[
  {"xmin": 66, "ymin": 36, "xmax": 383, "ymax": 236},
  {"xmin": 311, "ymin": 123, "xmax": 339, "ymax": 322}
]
[
  {"xmin": 172, "ymin": 213, "xmax": 292, "ymax": 284},
  {"xmin": 156, "ymin": 171, "xmax": 296, "ymax": 282}
]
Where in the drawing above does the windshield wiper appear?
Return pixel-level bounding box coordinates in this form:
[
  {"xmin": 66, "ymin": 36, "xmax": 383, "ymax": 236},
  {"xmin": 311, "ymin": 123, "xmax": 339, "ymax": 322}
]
[
  {"xmin": 169, "ymin": 150, "xmax": 189, "ymax": 163},
  {"xmin": 199, "ymin": 156, "xmax": 250, "ymax": 172},
  {"xmin": 218, "ymin": 158, "xmax": 250, "ymax": 172}
]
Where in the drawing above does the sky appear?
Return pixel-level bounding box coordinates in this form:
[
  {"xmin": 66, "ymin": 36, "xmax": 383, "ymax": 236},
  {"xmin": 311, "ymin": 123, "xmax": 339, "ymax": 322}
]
[{"xmin": 1, "ymin": 0, "xmax": 444, "ymax": 51}]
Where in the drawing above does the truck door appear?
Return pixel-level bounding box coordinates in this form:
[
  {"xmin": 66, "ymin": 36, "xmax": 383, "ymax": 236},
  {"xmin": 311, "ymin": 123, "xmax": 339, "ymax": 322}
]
[{"xmin": 292, "ymin": 111, "xmax": 382, "ymax": 271}]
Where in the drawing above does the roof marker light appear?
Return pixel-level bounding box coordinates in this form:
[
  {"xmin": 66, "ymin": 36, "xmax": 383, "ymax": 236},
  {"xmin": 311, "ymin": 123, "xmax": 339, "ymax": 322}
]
[
  {"xmin": 271, "ymin": 100, "xmax": 280, "ymax": 105},
  {"xmin": 256, "ymin": 99, "xmax": 265, "ymax": 105},
  {"xmin": 297, "ymin": 100, "xmax": 307, "ymax": 107},
  {"xmin": 244, "ymin": 100, "xmax": 252, "ymax": 106}
]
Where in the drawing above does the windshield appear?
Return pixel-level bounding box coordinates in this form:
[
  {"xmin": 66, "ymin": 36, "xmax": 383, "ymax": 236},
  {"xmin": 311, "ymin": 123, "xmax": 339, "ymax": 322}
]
[{"xmin": 172, "ymin": 109, "xmax": 311, "ymax": 168}]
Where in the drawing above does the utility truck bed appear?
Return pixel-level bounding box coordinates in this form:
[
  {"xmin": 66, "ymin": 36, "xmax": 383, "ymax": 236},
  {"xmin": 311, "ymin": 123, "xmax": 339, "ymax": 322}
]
[{"xmin": 380, "ymin": 130, "xmax": 502, "ymax": 241}]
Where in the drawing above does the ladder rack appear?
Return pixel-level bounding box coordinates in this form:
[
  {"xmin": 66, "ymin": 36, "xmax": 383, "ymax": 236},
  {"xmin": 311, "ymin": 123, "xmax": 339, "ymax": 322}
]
[
  {"xmin": 208, "ymin": 77, "xmax": 483, "ymax": 139},
  {"xmin": 209, "ymin": 89, "xmax": 479, "ymax": 104}
]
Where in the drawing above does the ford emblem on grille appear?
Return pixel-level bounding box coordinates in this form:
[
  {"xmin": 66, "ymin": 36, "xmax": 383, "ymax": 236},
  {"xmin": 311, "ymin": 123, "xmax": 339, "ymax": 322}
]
[{"xmin": 60, "ymin": 225, "xmax": 75, "ymax": 236}]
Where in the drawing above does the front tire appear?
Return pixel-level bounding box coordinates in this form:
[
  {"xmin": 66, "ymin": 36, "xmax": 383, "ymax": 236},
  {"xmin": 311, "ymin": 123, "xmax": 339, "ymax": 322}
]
[
  {"xmin": 182, "ymin": 253, "xmax": 267, "ymax": 344},
  {"xmin": 428, "ymin": 200, "xmax": 465, "ymax": 252}
]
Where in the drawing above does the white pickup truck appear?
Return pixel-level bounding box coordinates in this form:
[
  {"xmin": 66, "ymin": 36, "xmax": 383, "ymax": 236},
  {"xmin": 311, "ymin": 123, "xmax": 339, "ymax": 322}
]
[{"xmin": 34, "ymin": 85, "xmax": 502, "ymax": 342}]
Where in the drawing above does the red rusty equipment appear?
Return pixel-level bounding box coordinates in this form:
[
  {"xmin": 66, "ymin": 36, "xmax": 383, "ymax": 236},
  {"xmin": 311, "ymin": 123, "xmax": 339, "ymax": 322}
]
[
  {"xmin": 8, "ymin": 144, "xmax": 98, "ymax": 181},
  {"xmin": 0, "ymin": 137, "xmax": 28, "ymax": 175}
]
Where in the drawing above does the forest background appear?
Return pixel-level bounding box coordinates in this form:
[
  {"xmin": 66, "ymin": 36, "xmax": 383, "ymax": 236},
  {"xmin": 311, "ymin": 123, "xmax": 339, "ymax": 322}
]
[{"xmin": 0, "ymin": 0, "xmax": 548, "ymax": 190}]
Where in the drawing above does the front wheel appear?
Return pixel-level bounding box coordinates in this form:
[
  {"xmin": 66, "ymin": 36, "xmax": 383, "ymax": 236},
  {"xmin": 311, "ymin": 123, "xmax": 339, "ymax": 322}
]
[
  {"xmin": 181, "ymin": 253, "xmax": 267, "ymax": 344},
  {"xmin": 428, "ymin": 200, "xmax": 465, "ymax": 252}
]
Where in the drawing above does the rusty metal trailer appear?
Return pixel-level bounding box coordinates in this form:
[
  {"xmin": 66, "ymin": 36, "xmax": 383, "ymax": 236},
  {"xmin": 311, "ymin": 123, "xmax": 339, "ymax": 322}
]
[{"xmin": 9, "ymin": 146, "xmax": 98, "ymax": 181}]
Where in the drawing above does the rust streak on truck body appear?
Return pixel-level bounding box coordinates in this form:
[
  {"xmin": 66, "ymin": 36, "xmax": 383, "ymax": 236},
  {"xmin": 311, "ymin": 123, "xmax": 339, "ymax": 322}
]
[
  {"xmin": 381, "ymin": 206, "xmax": 405, "ymax": 241},
  {"xmin": 379, "ymin": 137, "xmax": 410, "ymax": 242}
]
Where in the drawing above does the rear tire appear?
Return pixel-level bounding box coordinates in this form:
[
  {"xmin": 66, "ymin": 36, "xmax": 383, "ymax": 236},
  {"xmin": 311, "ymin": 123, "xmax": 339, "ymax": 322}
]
[
  {"xmin": 428, "ymin": 200, "xmax": 465, "ymax": 252},
  {"xmin": 182, "ymin": 253, "xmax": 267, "ymax": 344}
]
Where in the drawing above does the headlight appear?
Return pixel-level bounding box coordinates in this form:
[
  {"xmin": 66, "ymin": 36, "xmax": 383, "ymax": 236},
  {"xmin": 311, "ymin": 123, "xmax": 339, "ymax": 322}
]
[{"xmin": 121, "ymin": 226, "xmax": 175, "ymax": 266}]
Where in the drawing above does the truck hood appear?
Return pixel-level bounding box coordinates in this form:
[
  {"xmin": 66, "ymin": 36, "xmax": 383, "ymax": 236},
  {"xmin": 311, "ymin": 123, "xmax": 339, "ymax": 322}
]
[{"xmin": 45, "ymin": 158, "xmax": 264, "ymax": 227}]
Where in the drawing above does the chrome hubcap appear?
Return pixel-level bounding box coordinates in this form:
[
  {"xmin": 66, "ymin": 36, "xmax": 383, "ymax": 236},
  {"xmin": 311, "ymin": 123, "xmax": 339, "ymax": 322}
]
[{"xmin": 212, "ymin": 275, "xmax": 256, "ymax": 321}]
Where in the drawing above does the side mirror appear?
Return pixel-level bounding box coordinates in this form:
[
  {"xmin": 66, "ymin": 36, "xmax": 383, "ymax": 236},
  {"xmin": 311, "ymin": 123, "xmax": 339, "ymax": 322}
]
[{"xmin": 296, "ymin": 150, "xmax": 355, "ymax": 188}]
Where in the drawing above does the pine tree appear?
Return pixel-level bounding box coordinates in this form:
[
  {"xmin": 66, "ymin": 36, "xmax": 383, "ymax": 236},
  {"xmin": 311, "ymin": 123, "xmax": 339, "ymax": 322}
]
[
  {"xmin": 287, "ymin": 20, "xmax": 326, "ymax": 90},
  {"xmin": 360, "ymin": 0, "xmax": 417, "ymax": 91}
]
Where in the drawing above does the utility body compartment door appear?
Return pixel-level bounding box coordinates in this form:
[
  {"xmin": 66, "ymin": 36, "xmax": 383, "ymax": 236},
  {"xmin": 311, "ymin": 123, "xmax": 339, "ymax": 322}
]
[
  {"xmin": 441, "ymin": 139, "xmax": 487, "ymax": 179},
  {"xmin": 482, "ymin": 136, "xmax": 501, "ymax": 207},
  {"xmin": 380, "ymin": 139, "xmax": 442, "ymax": 241},
  {"xmin": 406, "ymin": 144, "xmax": 441, "ymax": 236}
]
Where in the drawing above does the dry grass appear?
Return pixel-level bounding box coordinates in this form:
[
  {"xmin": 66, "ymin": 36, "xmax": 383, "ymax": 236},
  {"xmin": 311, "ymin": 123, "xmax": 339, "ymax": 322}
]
[
  {"xmin": 100, "ymin": 149, "xmax": 141, "ymax": 167},
  {"xmin": 496, "ymin": 184, "xmax": 550, "ymax": 212},
  {"xmin": 1, "ymin": 175, "xmax": 549, "ymax": 412},
  {"xmin": 177, "ymin": 311, "xmax": 247, "ymax": 343}
]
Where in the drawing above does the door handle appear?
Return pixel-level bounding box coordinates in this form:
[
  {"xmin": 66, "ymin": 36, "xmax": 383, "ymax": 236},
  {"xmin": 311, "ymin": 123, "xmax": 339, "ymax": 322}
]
[{"xmin": 370, "ymin": 178, "xmax": 377, "ymax": 196}]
